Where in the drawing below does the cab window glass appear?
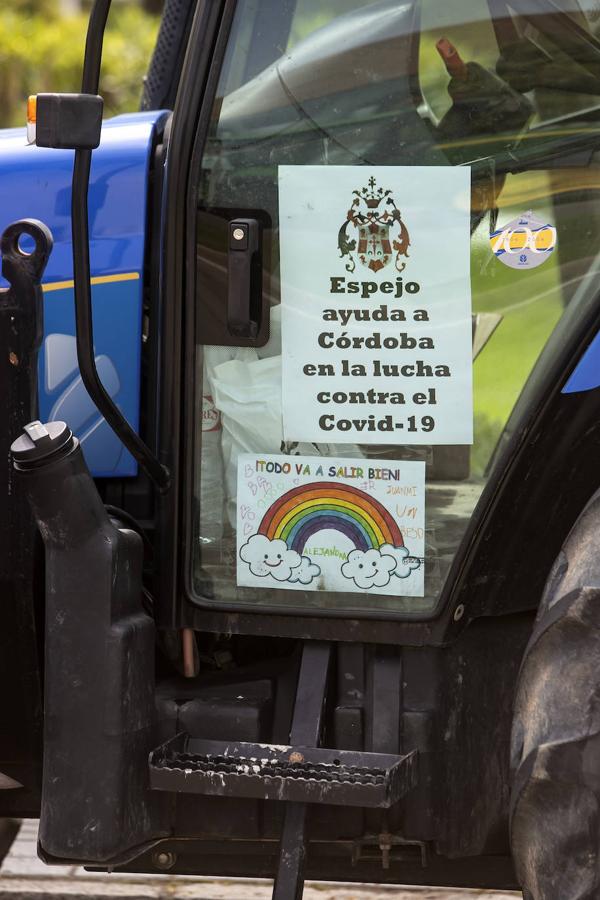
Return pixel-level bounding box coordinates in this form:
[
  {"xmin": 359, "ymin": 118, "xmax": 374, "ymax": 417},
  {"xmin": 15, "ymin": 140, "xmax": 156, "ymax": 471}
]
[{"xmin": 192, "ymin": 0, "xmax": 600, "ymax": 616}]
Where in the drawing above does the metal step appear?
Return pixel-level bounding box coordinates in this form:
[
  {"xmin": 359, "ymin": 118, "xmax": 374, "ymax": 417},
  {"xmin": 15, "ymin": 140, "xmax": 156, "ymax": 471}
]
[{"xmin": 149, "ymin": 733, "xmax": 417, "ymax": 808}]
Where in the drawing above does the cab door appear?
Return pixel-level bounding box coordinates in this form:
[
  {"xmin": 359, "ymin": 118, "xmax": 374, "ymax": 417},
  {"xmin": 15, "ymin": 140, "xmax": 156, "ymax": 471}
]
[{"xmin": 162, "ymin": 0, "xmax": 600, "ymax": 632}]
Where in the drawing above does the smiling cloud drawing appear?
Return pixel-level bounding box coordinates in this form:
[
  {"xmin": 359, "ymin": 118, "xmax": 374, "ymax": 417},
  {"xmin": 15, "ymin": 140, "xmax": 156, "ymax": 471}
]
[
  {"xmin": 239, "ymin": 534, "xmax": 302, "ymax": 582},
  {"xmin": 287, "ymin": 555, "xmax": 321, "ymax": 585},
  {"xmin": 341, "ymin": 545, "xmax": 421, "ymax": 589},
  {"xmin": 240, "ymin": 532, "xmax": 420, "ymax": 590},
  {"xmin": 379, "ymin": 543, "xmax": 421, "ymax": 579},
  {"xmin": 341, "ymin": 548, "xmax": 397, "ymax": 589}
]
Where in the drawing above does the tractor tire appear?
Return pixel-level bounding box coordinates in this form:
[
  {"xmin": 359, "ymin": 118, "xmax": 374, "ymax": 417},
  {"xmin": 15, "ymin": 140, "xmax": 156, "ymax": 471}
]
[{"xmin": 510, "ymin": 488, "xmax": 600, "ymax": 899}]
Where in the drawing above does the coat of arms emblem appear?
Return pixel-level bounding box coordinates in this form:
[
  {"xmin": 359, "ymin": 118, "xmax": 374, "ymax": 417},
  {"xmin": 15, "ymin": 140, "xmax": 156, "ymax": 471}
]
[{"xmin": 338, "ymin": 176, "xmax": 410, "ymax": 274}]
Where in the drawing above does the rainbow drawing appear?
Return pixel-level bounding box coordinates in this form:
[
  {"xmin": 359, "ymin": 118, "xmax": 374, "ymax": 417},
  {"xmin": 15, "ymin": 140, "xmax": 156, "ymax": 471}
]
[{"xmin": 257, "ymin": 481, "xmax": 403, "ymax": 555}]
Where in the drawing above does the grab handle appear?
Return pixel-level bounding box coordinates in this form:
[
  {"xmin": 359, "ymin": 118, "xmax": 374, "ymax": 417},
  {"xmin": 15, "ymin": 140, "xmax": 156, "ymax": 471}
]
[{"xmin": 227, "ymin": 218, "xmax": 260, "ymax": 339}]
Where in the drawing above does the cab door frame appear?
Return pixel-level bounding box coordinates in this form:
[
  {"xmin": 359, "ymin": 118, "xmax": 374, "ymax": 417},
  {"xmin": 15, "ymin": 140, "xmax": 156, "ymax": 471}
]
[{"xmin": 155, "ymin": 0, "xmax": 231, "ymax": 630}]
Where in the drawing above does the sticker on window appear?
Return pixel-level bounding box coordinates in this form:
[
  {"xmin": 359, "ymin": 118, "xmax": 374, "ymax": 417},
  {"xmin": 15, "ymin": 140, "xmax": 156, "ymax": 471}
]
[
  {"xmin": 490, "ymin": 209, "xmax": 556, "ymax": 270},
  {"xmin": 236, "ymin": 453, "xmax": 425, "ymax": 597},
  {"xmin": 278, "ymin": 165, "xmax": 473, "ymax": 446}
]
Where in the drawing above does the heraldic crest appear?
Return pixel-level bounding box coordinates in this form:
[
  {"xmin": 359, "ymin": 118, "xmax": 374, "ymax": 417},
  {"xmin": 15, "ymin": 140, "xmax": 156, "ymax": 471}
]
[{"xmin": 338, "ymin": 176, "xmax": 410, "ymax": 274}]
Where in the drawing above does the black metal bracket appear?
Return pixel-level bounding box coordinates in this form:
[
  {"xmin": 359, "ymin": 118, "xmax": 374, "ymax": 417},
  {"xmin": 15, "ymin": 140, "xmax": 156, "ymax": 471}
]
[
  {"xmin": 272, "ymin": 641, "xmax": 332, "ymax": 900},
  {"xmin": 0, "ymin": 219, "xmax": 52, "ymax": 353},
  {"xmin": 1, "ymin": 217, "xmax": 53, "ymax": 468},
  {"xmin": 0, "ymin": 218, "xmax": 52, "ymax": 798}
]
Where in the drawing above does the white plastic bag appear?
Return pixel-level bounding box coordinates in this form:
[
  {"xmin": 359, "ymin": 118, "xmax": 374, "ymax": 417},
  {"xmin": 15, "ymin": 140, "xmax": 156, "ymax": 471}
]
[
  {"xmin": 209, "ymin": 329, "xmax": 361, "ymax": 527},
  {"xmin": 199, "ymin": 345, "xmax": 265, "ymax": 543},
  {"xmin": 210, "ymin": 354, "xmax": 283, "ymax": 527}
]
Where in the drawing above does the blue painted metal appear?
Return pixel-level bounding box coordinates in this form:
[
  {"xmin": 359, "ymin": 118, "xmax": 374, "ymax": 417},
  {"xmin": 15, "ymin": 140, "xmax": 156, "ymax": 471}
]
[
  {"xmin": 0, "ymin": 111, "xmax": 168, "ymax": 476},
  {"xmin": 562, "ymin": 330, "xmax": 600, "ymax": 395}
]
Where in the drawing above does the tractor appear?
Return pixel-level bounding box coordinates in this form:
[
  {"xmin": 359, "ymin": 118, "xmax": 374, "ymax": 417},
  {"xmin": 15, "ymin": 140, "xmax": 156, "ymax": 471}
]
[{"xmin": 2, "ymin": 1, "xmax": 600, "ymax": 897}]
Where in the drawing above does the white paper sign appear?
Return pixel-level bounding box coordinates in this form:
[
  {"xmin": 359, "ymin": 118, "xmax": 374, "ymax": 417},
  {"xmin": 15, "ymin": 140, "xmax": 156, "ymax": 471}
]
[
  {"xmin": 279, "ymin": 165, "xmax": 473, "ymax": 445},
  {"xmin": 237, "ymin": 453, "xmax": 425, "ymax": 597}
]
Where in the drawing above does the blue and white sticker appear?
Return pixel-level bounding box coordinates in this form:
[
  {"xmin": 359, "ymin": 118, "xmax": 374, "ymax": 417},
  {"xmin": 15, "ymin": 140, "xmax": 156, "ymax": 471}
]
[{"xmin": 490, "ymin": 210, "xmax": 556, "ymax": 270}]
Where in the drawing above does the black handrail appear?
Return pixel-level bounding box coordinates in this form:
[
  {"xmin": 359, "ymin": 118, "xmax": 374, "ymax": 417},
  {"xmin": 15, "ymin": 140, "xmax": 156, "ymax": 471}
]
[{"xmin": 72, "ymin": 0, "xmax": 170, "ymax": 490}]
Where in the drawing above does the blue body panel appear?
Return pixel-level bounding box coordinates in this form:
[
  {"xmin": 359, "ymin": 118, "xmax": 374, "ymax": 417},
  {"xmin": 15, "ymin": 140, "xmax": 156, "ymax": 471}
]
[
  {"xmin": 0, "ymin": 110, "xmax": 168, "ymax": 476},
  {"xmin": 562, "ymin": 331, "xmax": 600, "ymax": 394}
]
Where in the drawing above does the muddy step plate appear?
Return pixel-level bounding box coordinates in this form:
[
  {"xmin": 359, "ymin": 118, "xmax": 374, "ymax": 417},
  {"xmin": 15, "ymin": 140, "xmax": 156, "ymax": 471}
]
[{"xmin": 149, "ymin": 734, "xmax": 417, "ymax": 808}]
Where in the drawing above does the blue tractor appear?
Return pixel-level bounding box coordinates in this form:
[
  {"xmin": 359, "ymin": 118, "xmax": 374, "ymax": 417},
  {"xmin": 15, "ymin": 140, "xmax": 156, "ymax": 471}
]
[{"xmin": 2, "ymin": 1, "xmax": 600, "ymax": 897}]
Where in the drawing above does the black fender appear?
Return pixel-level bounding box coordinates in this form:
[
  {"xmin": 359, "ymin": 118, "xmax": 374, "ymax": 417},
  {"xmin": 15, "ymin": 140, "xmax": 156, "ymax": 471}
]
[{"xmin": 511, "ymin": 488, "xmax": 600, "ymax": 899}]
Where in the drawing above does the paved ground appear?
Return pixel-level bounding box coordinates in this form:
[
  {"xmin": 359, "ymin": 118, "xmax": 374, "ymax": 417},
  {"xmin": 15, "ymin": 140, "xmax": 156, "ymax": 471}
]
[{"xmin": 0, "ymin": 821, "xmax": 520, "ymax": 899}]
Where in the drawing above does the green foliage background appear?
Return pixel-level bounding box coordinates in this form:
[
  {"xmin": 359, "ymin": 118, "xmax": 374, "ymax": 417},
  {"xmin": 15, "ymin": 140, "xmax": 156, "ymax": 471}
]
[{"xmin": 0, "ymin": 2, "xmax": 159, "ymax": 128}]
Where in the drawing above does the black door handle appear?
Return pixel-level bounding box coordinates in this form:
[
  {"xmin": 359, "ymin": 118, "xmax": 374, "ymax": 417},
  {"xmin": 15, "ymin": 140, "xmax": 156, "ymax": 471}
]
[{"xmin": 228, "ymin": 218, "xmax": 261, "ymax": 339}]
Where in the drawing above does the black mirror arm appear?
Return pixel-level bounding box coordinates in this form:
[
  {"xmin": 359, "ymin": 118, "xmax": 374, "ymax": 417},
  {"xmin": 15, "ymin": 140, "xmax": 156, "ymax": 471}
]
[{"xmin": 71, "ymin": 0, "xmax": 170, "ymax": 491}]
